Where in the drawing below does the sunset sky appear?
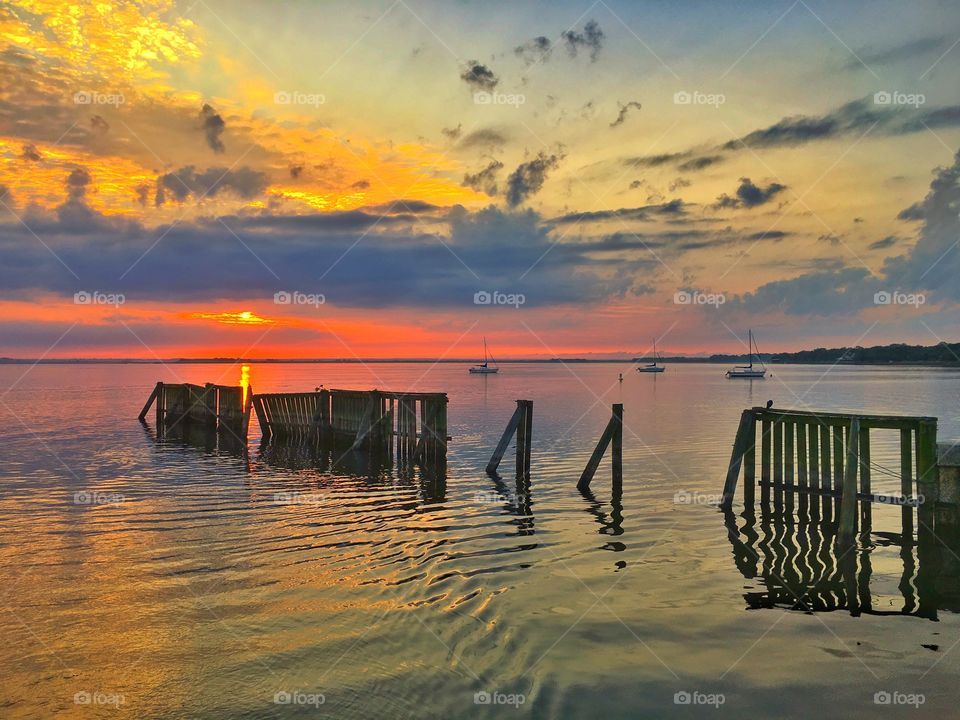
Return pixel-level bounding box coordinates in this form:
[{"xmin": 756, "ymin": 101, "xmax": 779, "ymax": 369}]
[{"xmin": 1, "ymin": 0, "xmax": 958, "ymax": 358}]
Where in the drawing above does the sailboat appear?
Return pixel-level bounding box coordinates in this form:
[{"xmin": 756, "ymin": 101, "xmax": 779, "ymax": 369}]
[
  {"xmin": 468, "ymin": 337, "xmax": 499, "ymax": 374},
  {"xmin": 636, "ymin": 338, "xmax": 666, "ymax": 373},
  {"xmin": 726, "ymin": 329, "xmax": 766, "ymax": 378}
]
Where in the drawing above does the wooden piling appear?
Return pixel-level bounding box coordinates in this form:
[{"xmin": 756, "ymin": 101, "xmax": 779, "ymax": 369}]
[
  {"xmin": 138, "ymin": 382, "xmax": 162, "ymax": 421},
  {"xmin": 486, "ymin": 400, "xmax": 526, "ymax": 474}
]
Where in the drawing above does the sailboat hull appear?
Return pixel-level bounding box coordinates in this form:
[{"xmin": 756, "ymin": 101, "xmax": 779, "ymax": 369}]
[
  {"xmin": 468, "ymin": 367, "xmax": 499, "ymax": 374},
  {"xmin": 636, "ymin": 366, "xmax": 665, "ymax": 373},
  {"xmin": 726, "ymin": 369, "xmax": 766, "ymax": 378}
]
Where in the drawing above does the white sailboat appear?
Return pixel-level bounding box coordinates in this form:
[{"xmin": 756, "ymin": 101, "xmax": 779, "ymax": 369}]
[
  {"xmin": 637, "ymin": 338, "xmax": 666, "ymax": 373},
  {"xmin": 726, "ymin": 329, "xmax": 766, "ymax": 378},
  {"xmin": 468, "ymin": 337, "xmax": 499, "ymax": 374}
]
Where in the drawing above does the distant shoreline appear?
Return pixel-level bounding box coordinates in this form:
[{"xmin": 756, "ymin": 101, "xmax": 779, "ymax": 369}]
[{"xmin": 1, "ymin": 357, "xmax": 958, "ymax": 367}]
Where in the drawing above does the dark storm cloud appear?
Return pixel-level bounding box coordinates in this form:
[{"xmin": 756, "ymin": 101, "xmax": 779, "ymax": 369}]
[
  {"xmin": 677, "ymin": 155, "xmax": 723, "ymax": 172},
  {"xmin": 463, "ymin": 159, "xmax": 504, "ymax": 197},
  {"xmin": 610, "ymin": 101, "xmax": 642, "ymax": 128},
  {"xmin": 729, "ymin": 149, "xmax": 960, "ymax": 315},
  {"xmin": 869, "ymin": 235, "xmax": 898, "ymax": 250},
  {"xmin": 713, "ymin": 178, "xmax": 786, "ymax": 209},
  {"xmin": 0, "ymin": 205, "xmax": 644, "ymax": 309},
  {"xmin": 199, "ymin": 103, "xmax": 226, "ymax": 153},
  {"xmin": 550, "ymin": 199, "xmax": 686, "ymax": 224},
  {"xmin": 89, "ymin": 115, "xmax": 109, "ymax": 134},
  {"xmin": 441, "ymin": 124, "xmax": 462, "ymax": 140},
  {"xmin": 842, "ymin": 35, "xmax": 950, "ymax": 70},
  {"xmin": 459, "ymin": 127, "xmax": 508, "ymax": 148},
  {"xmin": 505, "ymin": 151, "xmax": 562, "ymax": 207},
  {"xmin": 625, "ymin": 151, "xmax": 723, "ymax": 172},
  {"xmin": 722, "ymin": 98, "xmax": 960, "ymax": 151},
  {"xmin": 459, "ymin": 61, "xmax": 499, "ymax": 92},
  {"xmin": 625, "ymin": 98, "xmax": 960, "ymax": 173},
  {"xmin": 135, "ymin": 183, "xmax": 150, "ymax": 207},
  {"xmin": 514, "ymin": 36, "xmax": 552, "ymax": 66},
  {"xmin": 65, "ymin": 167, "xmax": 91, "ymax": 201},
  {"xmin": 562, "ymin": 20, "xmax": 604, "ymax": 62},
  {"xmin": 154, "ymin": 166, "xmax": 269, "ymax": 206},
  {"xmin": 21, "ymin": 143, "xmax": 41, "ymax": 161}
]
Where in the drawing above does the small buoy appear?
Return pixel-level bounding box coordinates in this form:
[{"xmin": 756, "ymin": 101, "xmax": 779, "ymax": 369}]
[
  {"xmin": 618, "ymin": 373, "xmax": 623, "ymax": 382},
  {"xmin": 766, "ymin": 399, "xmax": 774, "ymax": 409}
]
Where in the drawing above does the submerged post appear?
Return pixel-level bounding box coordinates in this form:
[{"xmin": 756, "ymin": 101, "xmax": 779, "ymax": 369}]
[{"xmin": 578, "ymin": 404, "xmax": 623, "ymax": 491}]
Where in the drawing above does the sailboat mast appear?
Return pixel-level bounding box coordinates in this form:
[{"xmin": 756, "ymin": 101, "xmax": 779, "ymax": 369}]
[{"xmin": 748, "ymin": 330, "xmax": 753, "ymax": 368}]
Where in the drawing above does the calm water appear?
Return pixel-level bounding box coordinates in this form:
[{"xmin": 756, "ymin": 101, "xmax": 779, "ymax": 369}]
[{"xmin": 1, "ymin": 362, "xmax": 959, "ymax": 719}]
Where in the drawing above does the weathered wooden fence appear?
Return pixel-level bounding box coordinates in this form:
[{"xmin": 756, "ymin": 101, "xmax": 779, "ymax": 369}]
[
  {"xmin": 251, "ymin": 388, "xmax": 448, "ymax": 463},
  {"xmin": 139, "ymin": 381, "xmax": 251, "ymax": 439},
  {"xmin": 721, "ymin": 406, "xmax": 939, "ymax": 545}
]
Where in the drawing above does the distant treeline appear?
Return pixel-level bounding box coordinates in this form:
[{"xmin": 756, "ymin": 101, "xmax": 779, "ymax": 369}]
[{"xmin": 768, "ymin": 342, "xmax": 960, "ymax": 365}]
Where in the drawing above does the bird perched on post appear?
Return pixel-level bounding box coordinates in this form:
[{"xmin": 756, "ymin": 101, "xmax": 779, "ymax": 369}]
[{"xmin": 766, "ymin": 399, "xmax": 774, "ymax": 409}]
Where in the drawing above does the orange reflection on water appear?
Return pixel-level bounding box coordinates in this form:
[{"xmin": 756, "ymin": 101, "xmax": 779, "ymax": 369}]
[{"xmin": 240, "ymin": 364, "xmax": 250, "ymax": 404}]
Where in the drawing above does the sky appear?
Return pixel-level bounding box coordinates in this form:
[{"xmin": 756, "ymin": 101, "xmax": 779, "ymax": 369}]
[{"xmin": 0, "ymin": 0, "xmax": 958, "ymax": 359}]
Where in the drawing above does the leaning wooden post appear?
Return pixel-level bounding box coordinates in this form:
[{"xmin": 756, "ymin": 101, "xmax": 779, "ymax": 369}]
[
  {"xmin": 578, "ymin": 404, "xmax": 622, "ymax": 491},
  {"xmin": 838, "ymin": 417, "xmax": 860, "ymax": 547},
  {"xmin": 721, "ymin": 409, "xmax": 754, "ymax": 510},
  {"xmin": 138, "ymin": 382, "xmax": 162, "ymax": 421},
  {"xmin": 486, "ymin": 401, "xmax": 525, "ymax": 474},
  {"xmin": 515, "ymin": 401, "xmax": 528, "ymax": 477}
]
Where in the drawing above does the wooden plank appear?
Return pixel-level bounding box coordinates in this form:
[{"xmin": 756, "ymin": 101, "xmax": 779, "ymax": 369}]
[
  {"xmin": 859, "ymin": 425, "xmax": 871, "ymax": 527},
  {"xmin": 751, "ymin": 407, "xmax": 935, "ymax": 429},
  {"xmin": 838, "ymin": 418, "xmax": 860, "ymax": 546},
  {"xmin": 773, "ymin": 421, "xmax": 783, "ymax": 505},
  {"xmin": 138, "ymin": 382, "xmax": 162, "ymax": 421},
  {"xmin": 721, "ymin": 410, "xmax": 753, "ymax": 509},
  {"xmin": 808, "ymin": 421, "xmax": 820, "ymax": 488},
  {"xmin": 917, "ymin": 420, "xmax": 939, "ymax": 534},
  {"xmin": 901, "ymin": 427, "xmax": 914, "ymax": 537},
  {"xmin": 488, "ymin": 403, "xmax": 524, "ymax": 473},
  {"xmin": 797, "ymin": 420, "xmax": 808, "ymax": 487},
  {"xmin": 761, "ymin": 419, "xmax": 772, "ymax": 504},
  {"xmin": 743, "ymin": 412, "xmax": 757, "ymax": 507}
]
